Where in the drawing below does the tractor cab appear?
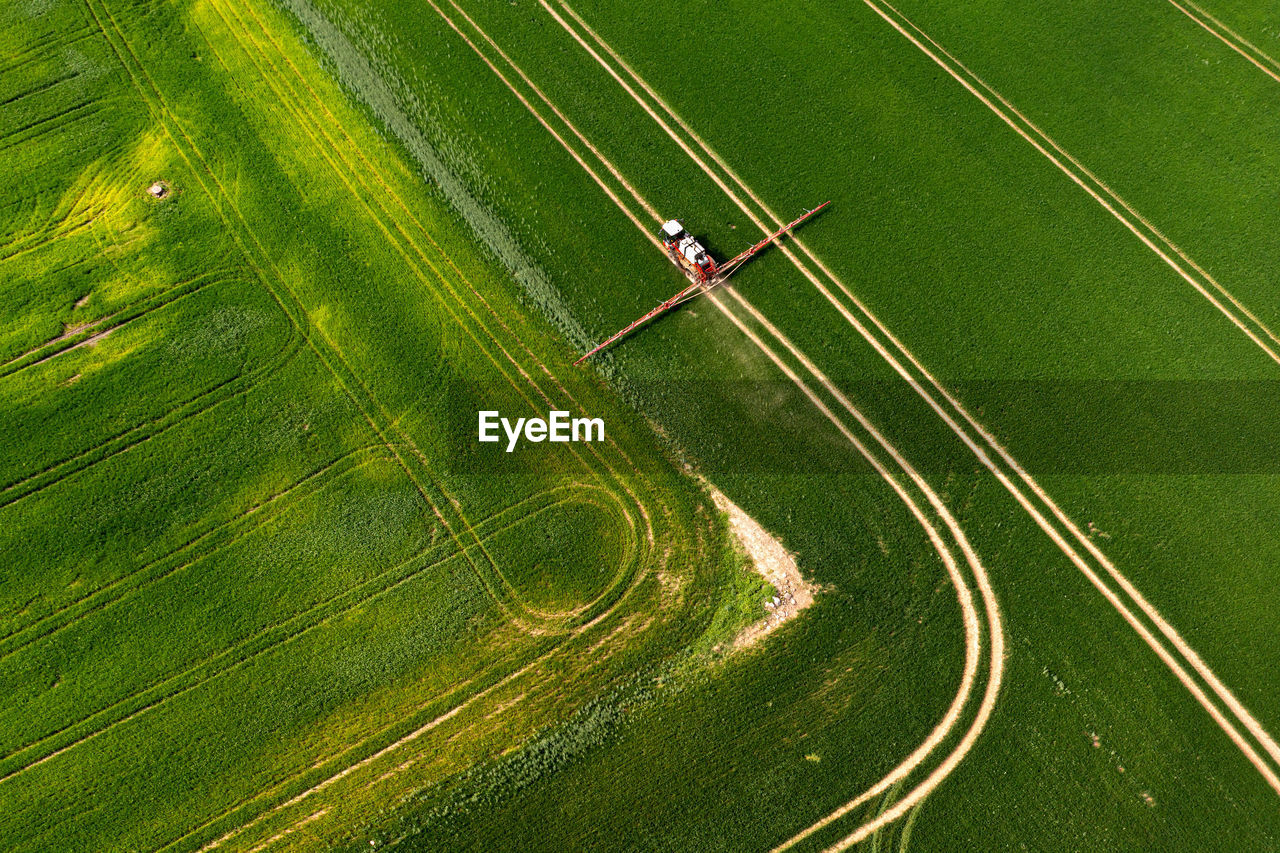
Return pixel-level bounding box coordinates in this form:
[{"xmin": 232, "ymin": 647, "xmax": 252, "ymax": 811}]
[{"xmin": 660, "ymin": 219, "xmax": 687, "ymax": 246}]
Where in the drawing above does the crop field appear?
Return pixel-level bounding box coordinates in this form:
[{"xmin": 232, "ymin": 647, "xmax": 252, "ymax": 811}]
[
  {"xmin": 8, "ymin": 0, "xmax": 1280, "ymax": 849},
  {"xmin": 0, "ymin": 0, "xmax": 770, "ymax": 848}
]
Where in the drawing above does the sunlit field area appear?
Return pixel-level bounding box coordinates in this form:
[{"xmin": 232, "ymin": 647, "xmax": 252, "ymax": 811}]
[{"xmin": 6, "ymin": 0, "xmax": 1280, "ymax": 849}]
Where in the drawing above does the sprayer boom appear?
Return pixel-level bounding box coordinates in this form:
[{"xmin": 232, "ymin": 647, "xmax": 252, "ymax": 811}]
[{"xmin": 575, "ymin": 202, "xmax": 829, "ymax": 365}]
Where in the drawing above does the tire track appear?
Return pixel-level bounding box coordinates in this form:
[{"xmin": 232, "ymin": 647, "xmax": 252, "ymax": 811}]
[
  {"xmin": 84, "ymin": 0, "xmax": 543, "ymax": 633},
  {"xmin": 193, "ymin": 0, "xmax": 557, "ymax": 626},
  {"xmin": 171, "ymin": 494, "xmax": 663, "ymax": 853},
  {"xmin": 0, "ymin": 212, "xmax": 95, "ymax": 267},
  {"xmin": 168, "ymin": 0, "xmax": 651, "ymax": 634},
  {"xmin": 0, "ymin": 24, "xmax": 98, "ymax": 76},
  {"xmin": 864, "ymin": 0, "xmax": 1280, "ymax": 361},
  {"xmin": 191, "ymin": 649, "xmax": 552, "ymax": 852},
  {"xmin": 0, "ymin": 100, "xmax": 102, "ymax": 153},
  {"xmin": 251, "ymin": 0, "xmax": 657, "ymax": 497},
  {"xmin": 0, "ymin": 71, "xmax": 81, "ymax": 109},
  {"xmin": 0, "ymin": 166, "xmax": 106, "ymax": 262},
  {"xmin": 1163, "ymin": 0, "xmax": 1280, "ymax": 85},
  {"xmin": 0, "ymin": 446, "xmax": 382, "ymax": 661},
  {"xmin": 0, "ymin": 324, "xmax": 303, "ymax": 509},
  {"xmin": 0, "ymin": 477, "xmax": 592, "ymax": 785},
  {"xmin": 0, "ymin": 544, "xmax": 447, "ymax": 785},
  {"xmin": 192, "ymin": 482, "xmax": 702, "ymax": 853},
  {"xmin": 0, "ymin": 267, "xmax": 232, "ymax": 378},
  {"xmin": 714, "ymin": 292, "xmax": 1003, "ymax": 851}
]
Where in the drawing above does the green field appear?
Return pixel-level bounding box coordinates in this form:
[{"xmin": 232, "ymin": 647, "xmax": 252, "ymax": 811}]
[{"xmin": 7, "ymin": 0, "xmax": 1280, "ymax": 849}]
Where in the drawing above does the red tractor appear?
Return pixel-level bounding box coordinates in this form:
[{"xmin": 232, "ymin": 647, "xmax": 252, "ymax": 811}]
[
  {"xmin": 575, "ymin": 203, "xmax": 829, "ymax": 365},
  {"xmin": 660, "ymin": 219, "xmax": 718, "ymax": 284}
]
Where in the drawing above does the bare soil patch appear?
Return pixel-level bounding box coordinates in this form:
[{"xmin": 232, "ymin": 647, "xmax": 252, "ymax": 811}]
[{"xmin": 707, "ymin": 485, "xmax": 814, "ymax": 650}]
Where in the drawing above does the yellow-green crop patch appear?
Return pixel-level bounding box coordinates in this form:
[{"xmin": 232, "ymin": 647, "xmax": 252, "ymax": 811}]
[{"xmin": 0, "ymin": 0, "xmax": 760, "ymax": 849}]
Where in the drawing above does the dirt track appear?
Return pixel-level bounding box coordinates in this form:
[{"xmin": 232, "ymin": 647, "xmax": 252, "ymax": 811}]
[{"xmin": 1166, "ymin": 0, "xmax": 1280, "ymax": 85}]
